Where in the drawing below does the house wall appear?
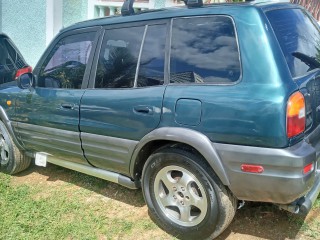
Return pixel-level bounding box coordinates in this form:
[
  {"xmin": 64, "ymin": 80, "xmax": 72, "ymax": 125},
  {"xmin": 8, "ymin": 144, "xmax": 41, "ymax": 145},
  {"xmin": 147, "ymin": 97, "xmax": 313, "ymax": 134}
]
[
  {"xmin": 0, "ymin": 0, "xmax": 183, "ymax": 67},
  {"xmin": 63, "ymin": 0, "xmax": 88, "ymax": 27},
  {"xmin": 1, "ymin": 0, "xmax": 46, "ymax": 67}
]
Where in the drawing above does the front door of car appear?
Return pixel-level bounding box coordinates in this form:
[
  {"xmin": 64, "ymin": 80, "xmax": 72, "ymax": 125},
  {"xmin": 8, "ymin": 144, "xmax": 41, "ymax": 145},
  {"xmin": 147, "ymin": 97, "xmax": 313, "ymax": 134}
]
[
  {"xmin": 13, "ymin": 28, "xmax": 100, "ymax": 164},
  {"xmin": 80, "ymin": 21, "xmax": 169, "ymax": 175}
]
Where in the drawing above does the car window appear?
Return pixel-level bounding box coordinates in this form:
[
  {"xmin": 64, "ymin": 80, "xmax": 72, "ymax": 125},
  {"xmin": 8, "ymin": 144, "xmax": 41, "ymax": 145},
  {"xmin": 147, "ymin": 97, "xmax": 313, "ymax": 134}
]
[
  {"xmin": 38, "ymin": 32, "xmax": 94, "ymax": 89},
  {"xmin": 170, "ymin": 16, "xmax": 241, "ymax": 84},
  {"xmin": 266, "ymin": 8, "xmax": 320, "ymax": 78},
  {"xmin": 0, "ymin": 38, "xmax": 27, "ymax": 84},
  {"xmin": 0, "ymin": 39, "xmax": 25, "ymax": 70},
  {"xmin": 4, "ymin": 40, "xmax": 23, "ymax": 68},
  {"xmin": 0, "ymin": 38, "xmax": 7, "ymax": 67},
  {"xmin": 95, "ymin": 26, "xmax": 144, "ymax": 88},
  {"xmin": 137, "ymin": 24, "xmax": 166, "ymax": 87}
]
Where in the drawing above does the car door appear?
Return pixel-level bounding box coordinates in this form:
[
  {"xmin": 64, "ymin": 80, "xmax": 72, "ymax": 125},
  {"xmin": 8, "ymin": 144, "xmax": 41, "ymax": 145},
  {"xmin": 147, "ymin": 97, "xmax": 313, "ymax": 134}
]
[
  {"xmin": 80, "ymin": 21, "xmax": 169, "ymax": 175},
  {"xmin": 13, "ymin": 27, "xmax": 100, "ymax": 164}
]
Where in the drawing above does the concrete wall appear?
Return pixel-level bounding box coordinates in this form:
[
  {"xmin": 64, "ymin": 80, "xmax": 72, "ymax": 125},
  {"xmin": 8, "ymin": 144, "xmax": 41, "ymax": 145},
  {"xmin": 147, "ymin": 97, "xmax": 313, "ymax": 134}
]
[
  {"xmin": 0, "ymin": 0, "xmax": 173, "ymax": 67},
  {"xmin": 63, "ymin": 0, "xmax": 88, "ymax": 27},
  {"xmin": 1, "ymin": 0, "xmax": 46, "ymax": 67},
  {"xmin": 155, "ymin": 0, "xmax": 166, "ymax": 8},
  {"xmin": 0, "ymin": 0, "xmax": 88, "ymax": 67}
]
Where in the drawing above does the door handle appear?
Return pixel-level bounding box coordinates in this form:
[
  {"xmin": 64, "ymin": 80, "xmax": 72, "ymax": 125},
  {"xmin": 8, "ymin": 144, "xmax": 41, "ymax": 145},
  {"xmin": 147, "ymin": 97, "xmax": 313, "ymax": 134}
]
[
  {"xmin": 133, "ymin": 106, "xmax": 153, "ymax": 115},
  {"xmin": 60, "ymin": 103, "xmax": 75, "ymax": 110}
]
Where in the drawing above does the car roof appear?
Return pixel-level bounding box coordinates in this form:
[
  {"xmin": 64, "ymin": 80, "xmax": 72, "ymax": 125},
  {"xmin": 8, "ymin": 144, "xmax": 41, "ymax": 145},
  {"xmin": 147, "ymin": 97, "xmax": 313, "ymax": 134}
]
[
  {"xmin": 0, "ymin": 33, "xmax": 9, "ymax": 39},
  {"xmin": 62, "ymin": 2, "xmax": 298, "ymax": 33}
]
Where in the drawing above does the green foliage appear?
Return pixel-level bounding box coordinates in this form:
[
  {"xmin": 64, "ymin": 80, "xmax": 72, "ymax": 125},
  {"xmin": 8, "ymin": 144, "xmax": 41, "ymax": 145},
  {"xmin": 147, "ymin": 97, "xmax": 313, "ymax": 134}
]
[
  {"xmin": 0, "ymin": 174, "xmax": 100, "ymax": 239},
  {"xmin": 0, "ymin": 172, "xmax": 170, "ymax": 240},
  {"xmin": 315, "ymin": 196, "xmax": 320, "ymax": 208},
  {"xmin": 1, "ymin": 171, "xmax": 319, "ymax": 240}
]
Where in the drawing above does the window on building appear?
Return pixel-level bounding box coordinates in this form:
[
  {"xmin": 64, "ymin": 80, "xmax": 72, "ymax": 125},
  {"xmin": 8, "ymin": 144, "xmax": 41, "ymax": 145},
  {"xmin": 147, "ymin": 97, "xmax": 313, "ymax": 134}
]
[
  {"xmin": 95, "ymin": 26, "xmax": 144, "ymax": 88},
  {"xmin": 137, "ymin": 24, "xmax": 166, "ymax": 87},
  {"xmin": 170, "ymin": 16, "xmax": 241, "ymax": 84},
  {"xmin": 38, "ymin": 32, "xmax": 94, "ymax": 89}
]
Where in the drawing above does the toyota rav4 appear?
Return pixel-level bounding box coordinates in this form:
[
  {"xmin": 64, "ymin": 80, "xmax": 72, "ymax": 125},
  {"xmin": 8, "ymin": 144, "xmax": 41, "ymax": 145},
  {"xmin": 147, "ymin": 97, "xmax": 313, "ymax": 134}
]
[{"xmin": 0, "ymin": 1, "xmax": 320, "ymax": 239}]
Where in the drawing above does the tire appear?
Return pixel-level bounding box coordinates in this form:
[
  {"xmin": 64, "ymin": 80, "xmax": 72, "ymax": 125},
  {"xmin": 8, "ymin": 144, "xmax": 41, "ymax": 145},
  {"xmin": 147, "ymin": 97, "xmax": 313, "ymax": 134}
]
[
  {"xmin": 142, "ymin": 147, "xmax": 237, "ymax": 240},
  {"xmin": 0, "ymin": 120, "xmax": 31, "ymax": 174}
]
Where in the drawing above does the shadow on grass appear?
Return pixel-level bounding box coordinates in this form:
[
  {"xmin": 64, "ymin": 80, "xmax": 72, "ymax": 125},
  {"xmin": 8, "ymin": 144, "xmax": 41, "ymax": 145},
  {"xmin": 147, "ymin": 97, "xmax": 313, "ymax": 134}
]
[
  {"xmin": 15, "ymin": 162, "xmax": 146, "ymax": 207},
  {"xmin": 217, "ymin": 202, "xmax": 307, "ymax": 240}
]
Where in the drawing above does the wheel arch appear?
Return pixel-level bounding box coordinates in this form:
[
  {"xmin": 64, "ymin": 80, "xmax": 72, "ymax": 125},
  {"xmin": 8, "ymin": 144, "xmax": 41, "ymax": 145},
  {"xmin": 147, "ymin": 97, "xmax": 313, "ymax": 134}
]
[
  {"xmin": 130, "ymin": 127, "xmax": 230, "ymax": 185},
  {"xmin": 0, "ymin": 105, "xmax": 24, "ymax": 150}
]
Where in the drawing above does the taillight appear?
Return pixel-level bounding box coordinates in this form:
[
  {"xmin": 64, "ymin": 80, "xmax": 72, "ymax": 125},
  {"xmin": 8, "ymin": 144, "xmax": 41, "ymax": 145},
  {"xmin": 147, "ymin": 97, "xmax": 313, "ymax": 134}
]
[
  {"xmin": 303, "ymin": 163, "xmax": 314, "ymax": 174},
  {"xmin": 15, "ymin": 66, "xmax": 32, "ymax": 80},
  {"xmin": 287, "ymin": 92, "xmax": 305, "ymax": 138}
]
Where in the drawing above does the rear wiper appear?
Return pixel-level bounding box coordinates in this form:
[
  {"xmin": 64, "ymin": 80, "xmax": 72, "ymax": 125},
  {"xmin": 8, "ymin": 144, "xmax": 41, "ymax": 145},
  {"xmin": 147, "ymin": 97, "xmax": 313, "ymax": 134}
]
[{"xmin": 292, "ymin": 52, "xmax": 320, "ymax": 70}]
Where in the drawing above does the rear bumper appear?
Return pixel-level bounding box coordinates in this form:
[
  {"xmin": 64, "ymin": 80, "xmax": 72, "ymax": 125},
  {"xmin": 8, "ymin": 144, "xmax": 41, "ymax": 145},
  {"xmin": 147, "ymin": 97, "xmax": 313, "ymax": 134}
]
[
  {"xmin": 299, "ymin": 171, "xmax": 320, "ymax": 214},
  {"xmin": 214, "ymin": 135, "xmax": 320, "ymax": 211}
]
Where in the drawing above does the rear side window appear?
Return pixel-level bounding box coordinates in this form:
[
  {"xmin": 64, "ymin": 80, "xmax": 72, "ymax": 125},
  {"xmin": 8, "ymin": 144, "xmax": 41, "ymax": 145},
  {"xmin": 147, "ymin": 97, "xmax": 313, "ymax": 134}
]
[
  {"xmin": 95, "ymin": 26, "xmax": 145, "ymax": 88},
  {"xmin": 38, "ymin": 32, "xmax": 94, "ymax": 89},
  {"xmin": 95, "ymin": 24, "xmax": 167, "ymax": 89},
  {"xmin": 170, "ymin": 16, "xmax": 240, "ymax": 84},
  {"xmin": 137, "ymin": 24, "xmax": 166, "ymax": 87},
  {"xmin": 266, "ymin": 8, "xmax": 320, "ymax": 78}
]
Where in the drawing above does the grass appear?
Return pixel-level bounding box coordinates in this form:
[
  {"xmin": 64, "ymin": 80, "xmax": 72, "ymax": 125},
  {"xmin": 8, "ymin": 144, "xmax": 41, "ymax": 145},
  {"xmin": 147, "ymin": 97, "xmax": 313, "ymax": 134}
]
[
  {"xmin": 0, "ymin": 165, "xmax": 319, "ymax": 240},
  {"xmin": 314, "ymin": 197, "xmax": 320, "ymax": 208},
  {"xmin": 0, "ymin": 167, "xmax": 171, "ymax": 240}
]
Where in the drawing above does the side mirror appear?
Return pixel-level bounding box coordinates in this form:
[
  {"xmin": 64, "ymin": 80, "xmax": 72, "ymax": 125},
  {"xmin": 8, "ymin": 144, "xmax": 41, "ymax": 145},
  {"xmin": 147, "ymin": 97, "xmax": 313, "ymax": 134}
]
[{"xmin": 17, "ymin": 73, "xmax": 33, "ymax": 89}]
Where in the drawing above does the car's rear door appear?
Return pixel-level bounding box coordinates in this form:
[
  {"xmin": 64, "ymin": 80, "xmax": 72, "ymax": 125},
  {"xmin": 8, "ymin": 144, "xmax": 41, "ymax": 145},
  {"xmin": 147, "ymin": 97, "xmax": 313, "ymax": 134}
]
[
  {"xmin": 80, "ymin": 20, "xmax": 169, "ymax": 175},
  {"xmin": 13, "ymin": 27, "xmax": 101, "ymax": 164}
]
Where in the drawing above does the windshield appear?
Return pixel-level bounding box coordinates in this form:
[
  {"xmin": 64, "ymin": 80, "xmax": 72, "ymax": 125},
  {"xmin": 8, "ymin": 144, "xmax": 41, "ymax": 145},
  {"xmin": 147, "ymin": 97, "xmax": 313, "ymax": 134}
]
[{"xmin": 266, "ymin": 8, "xmax": 320, "ymax": 78}]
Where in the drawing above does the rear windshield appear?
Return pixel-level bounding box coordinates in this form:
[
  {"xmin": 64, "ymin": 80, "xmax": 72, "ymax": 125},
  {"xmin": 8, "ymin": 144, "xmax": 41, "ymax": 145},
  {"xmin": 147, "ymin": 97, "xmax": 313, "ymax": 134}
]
[{"xmin": 266, "ymin": 8, "xmax": 320, "ymax": 78}]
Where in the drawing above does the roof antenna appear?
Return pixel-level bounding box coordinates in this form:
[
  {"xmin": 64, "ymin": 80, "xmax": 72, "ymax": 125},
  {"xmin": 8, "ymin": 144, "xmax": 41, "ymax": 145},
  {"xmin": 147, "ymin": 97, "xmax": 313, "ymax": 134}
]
[
  {"xmin": 183, "ymin": 0, "xmax": 203, "ymax": 8},
  {"xmin": 121, "ymin": 0, "xmax": 135, "ymax": 16}
]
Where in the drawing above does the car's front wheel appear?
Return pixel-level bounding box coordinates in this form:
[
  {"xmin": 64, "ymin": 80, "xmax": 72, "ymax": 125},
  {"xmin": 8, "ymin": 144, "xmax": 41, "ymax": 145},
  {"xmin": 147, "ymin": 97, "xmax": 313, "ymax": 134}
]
[
  {"xmin": 0, "ymin": 121, "xmax": 31, "ymax": 174},
  {"xmin": 142, "ymin": 147, "xmax": 237, "ymax": 240}
]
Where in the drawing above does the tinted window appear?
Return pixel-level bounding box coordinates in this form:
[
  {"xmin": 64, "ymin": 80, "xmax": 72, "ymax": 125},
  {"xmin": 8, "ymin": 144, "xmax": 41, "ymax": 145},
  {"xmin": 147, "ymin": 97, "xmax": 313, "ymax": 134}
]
[
  {"xmin": 0, "ymin": 38, "xmax": 26, "ymax": 84},
  {"xmin": 4, "ymin": 40, "xmax": 25, "ymax": 70},
  {"xmin": 137, "ymin": 24, "xmax": 166, "ymax": 87},
  {"xmin": 0, "ymin": 39, "xmax": 9, "ymax": 84},
  {"xmin": 266, "ymin": 9, "xmax": 320, "ymax": 78},
  {"xmin": 38, "ymin": 32, "xmax": 94, "ymax": 89},
  {"xmin": 0, "ymin": 39, "xmax": 25, "ymax": 70},
  {"xmin": 170, "ymin": 16, "xmax": 240, "ymax": 84},
  {"xmin": 95, "ymin": 26, "xmax": 144, "ymax": 88}
]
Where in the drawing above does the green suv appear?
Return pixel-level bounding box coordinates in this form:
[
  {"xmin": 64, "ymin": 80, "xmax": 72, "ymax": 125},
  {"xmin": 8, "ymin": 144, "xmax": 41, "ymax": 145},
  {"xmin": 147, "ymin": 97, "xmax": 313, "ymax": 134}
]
[{"xmin": 1, "ymin": 1, "xmax": 320, "ymax": 239}]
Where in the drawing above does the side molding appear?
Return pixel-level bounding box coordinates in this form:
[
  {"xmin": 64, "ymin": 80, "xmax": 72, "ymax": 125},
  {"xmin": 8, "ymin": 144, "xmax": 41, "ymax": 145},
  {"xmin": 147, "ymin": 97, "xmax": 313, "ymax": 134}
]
[
  {"xmin": 0, "ymin": 106, "xmax": 25, "ymax": 150},
  {"xmin": 130, "ymin": 127, "xmax": 230, "ymax": 185}
]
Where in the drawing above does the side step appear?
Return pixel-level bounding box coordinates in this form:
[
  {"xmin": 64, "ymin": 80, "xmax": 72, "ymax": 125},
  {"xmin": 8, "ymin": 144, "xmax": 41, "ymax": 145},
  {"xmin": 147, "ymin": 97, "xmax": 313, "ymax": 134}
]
[{"xmin": 47, "ymin": 157, "xmax": 139, "ymax": 190}]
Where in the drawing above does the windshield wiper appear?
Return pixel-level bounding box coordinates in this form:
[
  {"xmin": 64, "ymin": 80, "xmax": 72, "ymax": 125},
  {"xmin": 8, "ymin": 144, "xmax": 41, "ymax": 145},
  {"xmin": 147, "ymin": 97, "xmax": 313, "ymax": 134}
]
[{"xmin": 292, "ymin": 52, "xmax": 320, "ymax": 70}]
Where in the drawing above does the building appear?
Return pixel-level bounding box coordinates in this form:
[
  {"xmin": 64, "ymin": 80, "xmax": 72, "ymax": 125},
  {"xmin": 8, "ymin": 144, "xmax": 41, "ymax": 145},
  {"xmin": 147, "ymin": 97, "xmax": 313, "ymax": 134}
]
[
  {"xmin": 291, "ymin": 0, "xmax": 320, "ymax": 21},
  {"xmin": 0, "ymin": 0, "xmax": 248, "ymax": 67},
  {"xmin": 0, "ymin": 0, "xmax": 186, "ymax": 67}
]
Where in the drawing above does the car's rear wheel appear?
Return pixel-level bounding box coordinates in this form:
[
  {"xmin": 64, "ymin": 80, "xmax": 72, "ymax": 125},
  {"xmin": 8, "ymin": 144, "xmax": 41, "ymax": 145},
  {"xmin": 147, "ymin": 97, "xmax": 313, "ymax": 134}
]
[
  {"xmin": 0, "ymin": 121, "xmax": 31, "ymax": 174},
  {"xmin": 142, "ymin": 147, "xmax": 237, "ymax": 240}
]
